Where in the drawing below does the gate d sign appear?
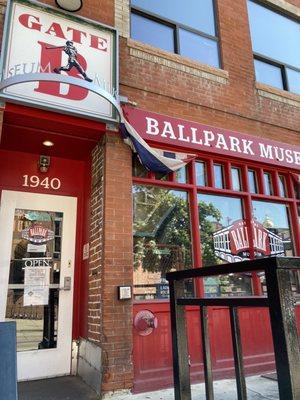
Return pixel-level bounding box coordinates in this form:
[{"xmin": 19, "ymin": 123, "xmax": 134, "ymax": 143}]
[
  {"xmin": 0, "ymin": 0, "xmax": 118, "ymax": 122},
  {"xmin": 0, "ymin": 322, "xmax": 18, "ymax": 400}
]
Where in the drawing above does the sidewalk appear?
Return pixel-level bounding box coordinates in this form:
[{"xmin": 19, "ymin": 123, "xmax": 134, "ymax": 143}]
[
  {"xmin": 107, "ymin": 375, "xmax": 279, "ymax": 400},
  {"xmin": 19, "ymin": 375, "xmax": 279, "ymax": 400}
]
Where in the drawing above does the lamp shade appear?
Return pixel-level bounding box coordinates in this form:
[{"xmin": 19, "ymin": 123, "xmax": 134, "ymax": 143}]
[{"xmin": 55, "ymin": 0, "xmax": 82, "ymax": 12}]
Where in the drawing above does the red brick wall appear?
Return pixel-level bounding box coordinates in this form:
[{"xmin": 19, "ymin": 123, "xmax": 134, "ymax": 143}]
[
  {"xmin": 88, "ymin": 135, "xmax": 133, "ymax": 393},
  {"xmin": 120, "ymin": 0, "xmax": 300, "ymax": 147},
  {"xmin": 101, "ymin": 133, "xmax": 133, "ymax": 392},
  {"xmin": 88, "ymin": 143, "xmax": 105, "ymax": 344}
]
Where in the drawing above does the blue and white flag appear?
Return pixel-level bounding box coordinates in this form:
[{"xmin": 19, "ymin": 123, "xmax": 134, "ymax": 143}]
[{"xmin": 120, "ymin": 114, "xmax": 194, "ymax": 174}]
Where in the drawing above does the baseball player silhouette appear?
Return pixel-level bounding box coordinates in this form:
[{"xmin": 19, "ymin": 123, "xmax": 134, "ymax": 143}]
[{"xmin": 46, "ymin": 41, "xmax": 93, "ymax": 82}]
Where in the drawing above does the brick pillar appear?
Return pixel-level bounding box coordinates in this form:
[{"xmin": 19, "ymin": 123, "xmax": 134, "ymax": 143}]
[
  {"xmin": 87, "ymin": 142, "xmax": 105, "ymax": 344},
  {"xmin": 101, "ymin": 133, "xmax": 133, "ymax": 393},
  {"xmin": 86, "ymin": 133, "xmax": 133, "ymax": 394}
]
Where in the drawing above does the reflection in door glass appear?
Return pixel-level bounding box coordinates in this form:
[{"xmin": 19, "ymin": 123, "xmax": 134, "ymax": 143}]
[
  {"xmin": 5, "ymin": 209, "xmax": 63, "ymax": 352},
  {"xmin": 198, "ymin": 194, "xmax": 252, "ymax": 296},
  {"xmin": 133, "ymin": 186, "xmax": 192, "ymax": 300}
]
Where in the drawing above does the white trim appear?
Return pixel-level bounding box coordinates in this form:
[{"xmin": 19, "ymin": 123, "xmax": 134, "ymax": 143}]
[{"xmin": 0, "ymin": 190, "xmax": 77, "ymax": 380}]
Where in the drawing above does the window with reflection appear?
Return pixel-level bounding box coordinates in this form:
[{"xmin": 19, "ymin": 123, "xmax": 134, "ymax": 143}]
[
  {"xmin": 247, "ymin": 0, "xmax": 300, "ymax": 94},
  {"xmin": 198, "ymin": 194, "xmax": 252, "ymax": 296},
  {"xmin": 263, "ymin": 172, "xmax": 273, "ymax": 196},
  {"xmin": 278, "ymin": 175, "xmax": 286, "ymax": 197},
  {"xmin": 231, "ymin": 167, "xmax": 242, "ymax": 191},
  {"xmin": 196, "ymin": 161, "xmax": 206, "ymax": 186},
  {"xmin": 252, "ymin": 201, "xmax": 293, "ymax": 257},
  {"xmin": 131, "ymin": 0, "xmax": 220, "ymax": 68},
  {"xmin": 252, "ymin": 200, "xmax": 297, "ymax": 293},
  {"xmin": 133, "ymin": 186, "xmax": 192, "ymax": 299},
  {"xmin": 248, "ymin": 170, "xmax": 257, "ymax": 193},
  {"xmin": 214, "ymin": 164, "xmax": 224, "ymax": 189},
  {"xmin": 175, "ymin": 166, "xmax": 187, "ymax": 183}
]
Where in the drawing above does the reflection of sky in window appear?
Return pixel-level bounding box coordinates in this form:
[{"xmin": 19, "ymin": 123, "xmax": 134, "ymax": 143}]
[
  {"xmin": 198, "ymin": 194, "xmax": 243, "ymax": 227},
  {"xmin": 171, "ymin": 190, "xmax": 187, "ymax": 200},
  {"xmin": 132, "ymin": 0, "xmax": 216, "ymax": 35},
  {"xmin": 247, "ymin": 0, "xmax": 300, "ymax": 68},
  {"xmin": 252, "ymin": 201, "xmax": 289, "ymax": 229}
]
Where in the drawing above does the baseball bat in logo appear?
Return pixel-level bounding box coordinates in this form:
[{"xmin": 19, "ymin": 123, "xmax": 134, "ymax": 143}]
[{"xmin": 22, "ymin": 224, "xmax": 55, "ymax": 244}]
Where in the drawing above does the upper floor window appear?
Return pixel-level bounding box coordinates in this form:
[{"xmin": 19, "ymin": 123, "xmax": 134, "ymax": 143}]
[
  {"xmin": 247, "ymin": 0, "xmax": 300, "ymax": 95},
  {"xmin": 130, "ymin": 0, "xmax": 220, "ymax": 68}
]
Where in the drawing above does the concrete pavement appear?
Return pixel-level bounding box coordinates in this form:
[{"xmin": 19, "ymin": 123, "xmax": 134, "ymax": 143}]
[
  {"xmin": 106, "ymin": 376, "xmax": 279, "ymax": 400},
  {"xmin": 19, "ymin": 375, "xmax": 279, "ymax": 400}
]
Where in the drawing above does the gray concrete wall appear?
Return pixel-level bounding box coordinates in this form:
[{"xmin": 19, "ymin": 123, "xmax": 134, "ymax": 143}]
[{"xmin": 77, "ymin": 338, "xmax": 102, "ymax": 395}]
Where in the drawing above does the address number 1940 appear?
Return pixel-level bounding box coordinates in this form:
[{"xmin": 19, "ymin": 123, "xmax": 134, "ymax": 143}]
[{"xmin": 22, "ymin": 175, "xmax": 61, "ymax": 190}]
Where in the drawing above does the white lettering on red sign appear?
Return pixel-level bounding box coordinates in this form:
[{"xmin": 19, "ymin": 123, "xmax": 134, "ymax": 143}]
[{"xmin": 144, "ymin": 117, "xmax": 300, "ymax": 167}]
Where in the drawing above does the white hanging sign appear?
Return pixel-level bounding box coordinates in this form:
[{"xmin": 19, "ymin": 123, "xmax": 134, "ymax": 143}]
[{"xmin": 0, "ymin": 0, "xmax": 118, "ymax": 121}]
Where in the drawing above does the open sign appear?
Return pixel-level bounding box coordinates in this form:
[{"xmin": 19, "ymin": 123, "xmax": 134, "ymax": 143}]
[{"xmin": 22, "ymin": 257, "xmax": 52, "ymax": 268}]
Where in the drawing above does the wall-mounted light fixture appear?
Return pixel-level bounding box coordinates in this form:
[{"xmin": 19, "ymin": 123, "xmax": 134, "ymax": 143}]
[
  {"xmin": 55, "ymin": 0, "xmax": 82, "ymax": 12},
  {"xmin": 38, "ymin": 155, "xmax": 51, "ymax": 173}
]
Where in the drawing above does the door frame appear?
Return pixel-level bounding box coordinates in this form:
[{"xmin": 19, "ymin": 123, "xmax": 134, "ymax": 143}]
[{"xmin": 0, "ymin": 190, "xmax": 77, "ymax": 380}]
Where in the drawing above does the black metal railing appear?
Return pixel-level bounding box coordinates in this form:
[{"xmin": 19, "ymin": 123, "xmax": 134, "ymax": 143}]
[{"xmin": 166, "ymin": 257, "xmax": 300, "ymax": 400}]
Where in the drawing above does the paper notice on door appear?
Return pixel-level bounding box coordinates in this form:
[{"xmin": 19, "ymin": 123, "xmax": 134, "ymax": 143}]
[
  {"xmin": 23, "ymin": 266, "xmax": 50, "ymax": 306},
  {"xmin": 27, "ymin": 243, "xmax": 47, "ymax": 253}
]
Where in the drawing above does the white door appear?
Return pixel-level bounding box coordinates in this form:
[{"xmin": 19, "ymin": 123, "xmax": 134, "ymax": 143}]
[{"xmin": 0, "ymin": 190, "xmax": 77, "ymax": 380}]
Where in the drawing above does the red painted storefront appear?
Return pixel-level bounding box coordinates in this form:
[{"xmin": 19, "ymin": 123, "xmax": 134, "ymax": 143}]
[
  {"xmin": 0, "ymin": 0, "xmax": 299, "ymax": 396},
  {"xmin": 0, "ymin": 102, "xmax": 106, "ymax": 341},
  {"xmin": 127, "ymin": 106, "xmax": 300, "ymax": 393}
]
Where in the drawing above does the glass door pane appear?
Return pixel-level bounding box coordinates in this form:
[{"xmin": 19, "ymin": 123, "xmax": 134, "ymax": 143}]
[{"xmin": 5, "ymin": 208, "xmax": 63, "ymax": 352}]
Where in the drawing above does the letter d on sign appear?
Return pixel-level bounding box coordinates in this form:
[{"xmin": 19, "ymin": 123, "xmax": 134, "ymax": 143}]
[{"xmin": 34, "ymin": 41, "xmax": 89, "ymax": 101}]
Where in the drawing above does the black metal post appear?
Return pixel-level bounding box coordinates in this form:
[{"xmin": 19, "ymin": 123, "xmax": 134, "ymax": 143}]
[
  {"xmin": 169, "ymin": 279, "xmax": 192, "ymax": 400},
  {"xmin": 229, "ymin": 307, "xmax": 247, "ymax": 400},
  {"xmin": 167, "ymin": 258, "xmax": 300, "ymax": 400},
  {"xmin": 200, "ymin": 306, "xmax": 214, "ymax": 400},
  {"xmin": 265, "ymin": 261, "xmax": 300, "ymax": 400}
]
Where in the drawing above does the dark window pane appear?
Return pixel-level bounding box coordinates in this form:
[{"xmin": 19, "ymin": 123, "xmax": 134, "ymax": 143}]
[
  {"xmin": 286, "ymin": 68, "xmax": 300, "ymax": 95},
  {"xmin": 132, "ymin": 0, "xmax": 216, "ymax": 35},
  {"xmin": 263, "ymin": 173, "xmax": 273, "ymax": 196},
  {"xmin": 132, "ymin": 154, "xmax": 148, "ymax": 177},
  {"xmin": 131, "ymin": 13, "xmax": 174, "ymax": 52},
  {"xmin": 294, "ymin": 181, "xmax": 300, "ymax": 199},
  {"xmin": 278, "ymin": 175, "xmax": 286, "ymax": 197},
  {"xmin": 231, "ymin": 168, "xmax": 241, "ymax": 191},
  {"xmin": 179, "ymin": 29, "xmax": 219, "ymax": 67},
  {"xmin": 248, "ymin": 170, "xmax": 257, "ymax": 193},
  {"xmin": 214, "ymin": 164, "xmax": 224, "ymax": 189},
  {"xmin": 254, "ymin": 59, "xmax": 283, "ymax": 90},
  {"xmin": 248, "ymin": 0, "xmax": 300, "ymax": 69},
  {"xmin": 196, "ymin": 162, "xmax": 206, "ymax": 186}
]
